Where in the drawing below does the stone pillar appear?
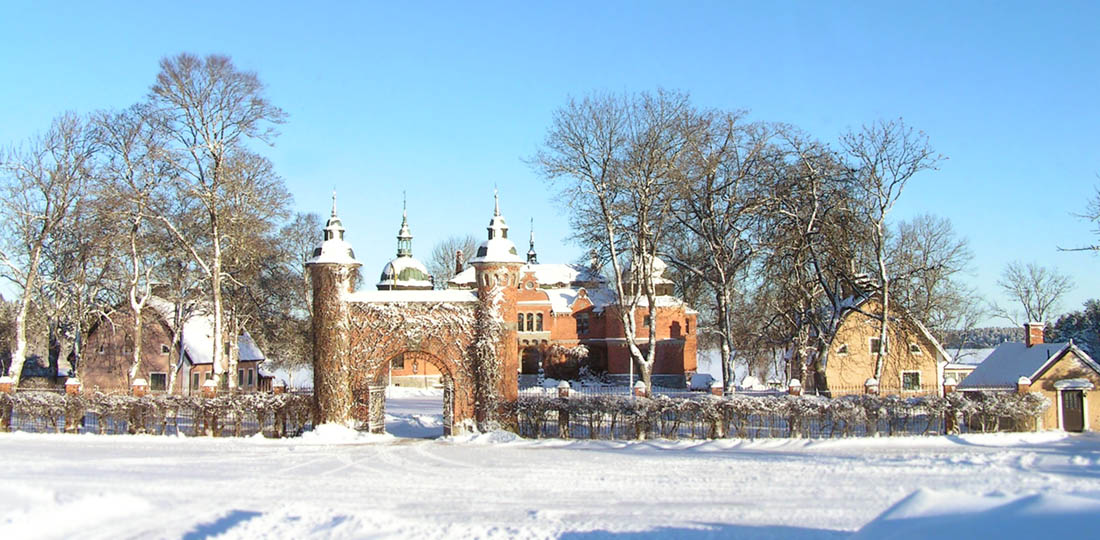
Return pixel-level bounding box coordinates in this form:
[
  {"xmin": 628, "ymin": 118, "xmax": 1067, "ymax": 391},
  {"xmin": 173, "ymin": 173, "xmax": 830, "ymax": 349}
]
[
  {"xmin": 272, "ymin": 380, "xmax": 286, "ymax": 395},
  {"xmin": 0, "ymin": 376, "xmax": 13, "ymax": 432},
  {"xmin": 557, "ymin": 380, "xmax": 570, "ymax": 439},
  {"xmin": 368, "ymin": 385, "xmax": 386, "ymax": 434},
  {"xmin": 65, "ymin": 377, "xmax": 81, "ymax": 395},
  {"xmin": 710, "ymin": 381, "xmax": 724, "ymax": 397},
  {"xmin": 131, "ymin": 378, "xmax": 148, "ymax": 397},
  {"xmin": 308, "ymin": 262, "xmax": 358, "ymax": 427},
  {"xmin": 633, "ymin": 380, "xmax": 647, "ymax": 397},
  {"xmin": 943, "ymin": 377, "xmax": 957, "ymax": 395},
  {"xmin": 788, "ymin": 379, "xmax": 803, "ymax": 396},
  {"xmin": 864, "ymin": 378, "xmax": 880, "ymax": 395},
  {"xmin": 202, "ymin": 379, "xmax": 217, "ymax": 398},
  {"xmin": 1016, "ymin": 376, "xmax": 1032, "ymax": 395},
  {"xmin": 472, "ymin": 260, "xmax": 523, "ymax": 427}
]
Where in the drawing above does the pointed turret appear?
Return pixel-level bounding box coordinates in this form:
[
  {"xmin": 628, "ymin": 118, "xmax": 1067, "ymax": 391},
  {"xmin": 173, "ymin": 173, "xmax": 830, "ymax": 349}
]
[
  {"xmin": 526, "ymin": 218, "xmax": 538, "ymax": 264},
  {"xmin": 469, "ymin": 190, "xmax": 524, "ymax": 264},
  {"xmin": 308, "ymin": 192, "xmax": 359, "ymax": 265}
]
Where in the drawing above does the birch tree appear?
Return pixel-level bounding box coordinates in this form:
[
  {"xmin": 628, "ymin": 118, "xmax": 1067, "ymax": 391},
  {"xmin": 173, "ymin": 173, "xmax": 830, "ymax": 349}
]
[
  {"xmin": 147, "ymin": 53, "xmax": 286, "ymax": 389},
  {"xmin": 0, "ymin": 113, "xmax": 96, "ymax": 386},
  {"xmin": 995, "ymin": 261, "xmax": 1074, "ymax": 324}
]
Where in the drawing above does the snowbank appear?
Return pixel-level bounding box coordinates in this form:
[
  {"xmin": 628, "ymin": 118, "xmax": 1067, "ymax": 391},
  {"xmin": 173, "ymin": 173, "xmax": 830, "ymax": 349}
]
[{"xmin": 854, "ymin": 488, "xmax": 1100, "ymax": 539}]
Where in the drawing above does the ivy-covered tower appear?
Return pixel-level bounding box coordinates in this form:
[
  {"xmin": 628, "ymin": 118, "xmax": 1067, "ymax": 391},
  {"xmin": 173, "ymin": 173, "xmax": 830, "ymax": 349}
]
[
  {"xmin": 467, "ymin": 191, "xmax": 524, "ymax": 424},
  {"xmin": 305, "ymin": 194, "xmax": 361, "ymax": 426}
]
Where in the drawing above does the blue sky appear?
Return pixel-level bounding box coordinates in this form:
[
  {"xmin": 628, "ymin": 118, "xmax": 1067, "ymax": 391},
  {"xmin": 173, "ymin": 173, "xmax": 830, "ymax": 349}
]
[{"xmin": 1, "ymin": 1, "xmax": 1097, "ymax": 325}]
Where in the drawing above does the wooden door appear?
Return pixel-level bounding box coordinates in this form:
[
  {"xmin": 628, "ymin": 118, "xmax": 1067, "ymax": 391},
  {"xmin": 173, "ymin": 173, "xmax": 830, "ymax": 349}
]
[{"xmin": 1062, "ymin": 390, "xmax": 1085, "ymax": 432}]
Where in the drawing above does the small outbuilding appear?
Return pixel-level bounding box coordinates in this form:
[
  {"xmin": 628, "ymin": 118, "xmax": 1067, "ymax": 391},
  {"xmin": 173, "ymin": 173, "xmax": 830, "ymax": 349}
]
[{"xmin": 958, "ymin": 323, "xmax": 1100, "ymax": 432}]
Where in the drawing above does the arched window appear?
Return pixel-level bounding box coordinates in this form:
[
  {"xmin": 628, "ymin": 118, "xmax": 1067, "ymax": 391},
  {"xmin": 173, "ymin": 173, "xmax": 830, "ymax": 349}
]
[
  {"xmin": 517, "ymin": 314, "xmax": 524, "ymax": 331},
  {"xmin": 535, "ymin": 313, "xmax": 543, "ymax": 332},
  {"xmin": 526, "ymin": 313, "xmax": 534, "ymax": 332}
]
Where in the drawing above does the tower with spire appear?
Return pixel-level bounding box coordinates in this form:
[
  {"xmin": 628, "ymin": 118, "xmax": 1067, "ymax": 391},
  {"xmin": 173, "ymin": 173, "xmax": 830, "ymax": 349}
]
[
  {"xmin": 305, "ymin": 191, "xmax": 361, "ymax": 426},
  {"xmin": 526, "ymin": 218, "xmax": 538, "ymax": 265},
  {"xmin": 376, "ymin": 197, "xmax": 433, "ymax": 291}
]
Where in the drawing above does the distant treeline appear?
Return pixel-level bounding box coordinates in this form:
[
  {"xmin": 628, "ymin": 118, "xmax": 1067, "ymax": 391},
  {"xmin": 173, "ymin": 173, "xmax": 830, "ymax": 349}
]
[{"xmin": 943, "ymin": 327, "xmax": 1023, "ymax": 349}]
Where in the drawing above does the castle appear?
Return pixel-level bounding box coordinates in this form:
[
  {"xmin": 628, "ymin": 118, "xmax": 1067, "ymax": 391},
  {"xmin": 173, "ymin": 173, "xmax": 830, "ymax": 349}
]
[{"xmin": 306, "ymin": 193, "xmax": 697, "ymax": 434}]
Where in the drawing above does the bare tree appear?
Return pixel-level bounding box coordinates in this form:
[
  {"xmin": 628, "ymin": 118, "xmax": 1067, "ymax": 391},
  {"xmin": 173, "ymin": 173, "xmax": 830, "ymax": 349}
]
[
  {"xmin": 665, "ymin": 111, "xmax": 772, "ymax": 390},
  {"xmin": 841, "ymin": 119, "xmax": 941, "ymax": 380},
  {"xmin": 534, "ymin": 90, "xmax": 696, "ymax": 394},
  {"xmin": 994, "ymin": 261, "xmax": 1074, "ymax": 324},
  {"xmin": 94, "ymin": 105, "xmax": 169, "ymax": 384},
  {"xmin": 887, "ymin": 213, "xmax": 982, "ymax": 346},
  {"xmin": 0, "ymin": 113, "xmax": 95, "ymax": 386},
  {"xmin": 1062, "ymin": 185, "xmax": 1100, "ymax": 252},
  {"xmin": 147, "ymin": 53, "xmax": 286, "ymax": 389},
  {"xmin": 428, "ymin": 234, "xmax": 478, "ymax": 288}
]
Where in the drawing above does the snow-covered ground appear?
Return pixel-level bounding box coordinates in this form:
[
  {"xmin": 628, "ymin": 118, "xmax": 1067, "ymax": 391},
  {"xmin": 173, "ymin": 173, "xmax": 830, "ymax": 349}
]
[{"xmin": 2, "ymin": 389, "xmax": 1100, "ymax": 539}]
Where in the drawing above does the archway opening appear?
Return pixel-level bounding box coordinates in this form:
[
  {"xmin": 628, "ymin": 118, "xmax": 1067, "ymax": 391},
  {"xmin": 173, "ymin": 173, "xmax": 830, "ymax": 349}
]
[{"xmin": 383, "ymin": 351, "xmax": 455, "ymax": 438}]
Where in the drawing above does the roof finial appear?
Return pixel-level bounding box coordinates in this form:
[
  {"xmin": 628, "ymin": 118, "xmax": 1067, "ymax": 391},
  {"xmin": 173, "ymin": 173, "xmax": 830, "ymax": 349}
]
[
  {"xmin": 402, "ymin": 190, "xmax": 407, "ymax": 219},
  {"xmin": 527, "ymin": 217, "xmax": 538, "ymax": 264},
  {"xmin": 493, "ymin": 188, "xmax": 500, "ymax": 217},
  {"xmin": 331, "ymin": 189, "xmax": 338, "ymax": 217}
]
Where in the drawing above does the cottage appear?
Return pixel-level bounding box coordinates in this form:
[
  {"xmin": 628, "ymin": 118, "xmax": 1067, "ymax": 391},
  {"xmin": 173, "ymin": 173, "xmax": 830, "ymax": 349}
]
[
  {"xmin": 78, "ymin": 300, "xmax": 273, "ymax": 394},
  {"xmin": 815, "ymin": 296, "xmax": 948, "ymax": 397},
  {"xmin": 958, "ymin": 323, "xmax": 1099, "ymax": 432}
]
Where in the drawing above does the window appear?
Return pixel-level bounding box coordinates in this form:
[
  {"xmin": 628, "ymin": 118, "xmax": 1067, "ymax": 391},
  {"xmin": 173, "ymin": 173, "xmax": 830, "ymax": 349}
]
[
  {"xmin": 98, "ymin": 344, "xmax": 105, "ymax": 354},
  {"xmin": 901, "ymin": 371, "xmax": 921, "ymax": 391},
  {"xmin": 238, "ymin": 369, "xmax": 245, "ymax": 385},
  {"xmin": 535, "ymin": 313, "xmax": 543, "ymax": 332},
  {"xmin": 836, "ymin": 343, "xmax": 849, "ymax": 356},
  {"xmin": 526, "ymin": 313, "xmax": 534, "ymax": 332},
  {"xmin": 870, "ymin": 337, "xmax": 885, "ymax": 354},
  {"xmin": 161, "ymin": 344, "xmax": 170, "ymax": 355},
  {"xmin": 205, "ymin": 371, "xmax": 213, "ymax": 381},
  {"xmin": 224, "ymin": 342, "xmax": 231, "ymax": 356},
  {"xmin": 576, "ymin": 313, "xmax": 590, "ymax": 335},
  {"xmin": 517, "ymin": 314, "xmax": 524, "ymax": 331},
  {"xmin": 392, "ymin": 356, "xmax": 405, "ymax": 370},
  {"xmin": 643, "ymin": 314, "xmax": 653, "ymax": 327},
  {"xmin": 150, "ymin": 373, "xmax": 167, "ymax": 392},
  {"xmin": 247, "ymin": 369, "xmax": 254, "ymax": 386},
  {"xmin": 192, "ymin": 373, "xmax": 199, "ymax": 392},
  {"xmin": 909, "ymin": 343, "xmax": 922, "ymax": 355}
]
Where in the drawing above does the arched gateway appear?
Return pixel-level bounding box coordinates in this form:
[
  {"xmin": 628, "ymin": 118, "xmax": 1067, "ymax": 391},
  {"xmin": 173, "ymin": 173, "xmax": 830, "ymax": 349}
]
[{"xmin": 307, "ymin": 194, "xmax": 521, "ymax": 435}]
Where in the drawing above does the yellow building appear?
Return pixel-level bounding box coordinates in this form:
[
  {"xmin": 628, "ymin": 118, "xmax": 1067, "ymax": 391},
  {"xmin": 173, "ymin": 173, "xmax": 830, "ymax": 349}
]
[
  {"xmin": 959, "ymin": 323, "xmax": 1100, "ymax": 432},
  {"xmin": 817, "ymin": 296, "xmax": 948, "ymax": 397}
]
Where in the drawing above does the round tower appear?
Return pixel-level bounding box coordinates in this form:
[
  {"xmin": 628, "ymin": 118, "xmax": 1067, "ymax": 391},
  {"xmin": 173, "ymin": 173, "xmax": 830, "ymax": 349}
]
[
  {"xmin": 305, "ymin": 194, "xmax": 361, "ymax": 426},
  {"xmin": 467, "ymin": 191, "xmax": 524, "ymax": 424}
]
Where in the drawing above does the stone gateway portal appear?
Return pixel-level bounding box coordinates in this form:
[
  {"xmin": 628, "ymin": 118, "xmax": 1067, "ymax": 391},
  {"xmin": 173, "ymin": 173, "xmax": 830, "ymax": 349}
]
[
  {"xmin": 307, "ymin": 193, "xmax": 521, "ymax": 435},
  {"xmin": 307, "ymin": 192, "xmax": 699, "ymax": 435}
]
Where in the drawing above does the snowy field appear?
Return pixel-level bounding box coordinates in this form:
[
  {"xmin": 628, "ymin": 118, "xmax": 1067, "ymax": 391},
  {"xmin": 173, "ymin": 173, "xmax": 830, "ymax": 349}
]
[{"xmin": 2, "ymin": 388, "xmax": 1100, "ymax": 539}]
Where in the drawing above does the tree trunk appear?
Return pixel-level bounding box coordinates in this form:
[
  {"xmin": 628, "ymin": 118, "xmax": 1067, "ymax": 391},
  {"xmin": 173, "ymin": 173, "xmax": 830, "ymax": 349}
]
[
  {"xmin": 8, "ymin": 245, "xmax": 42, "ymax": 387},
  {"xmin": 211, "ymin": 215, "xmax": 225, "ymax": 387},
  {"xmin": 717, "ymin": 290, "xmax": 733, "ymax": 391},
  {"xmin": 128, "ymin": 305, "xmax": 143, "ymax": 383},
  {"xmin": 874, "ymin": 223, "xmax": 890, "ymax": 380}
]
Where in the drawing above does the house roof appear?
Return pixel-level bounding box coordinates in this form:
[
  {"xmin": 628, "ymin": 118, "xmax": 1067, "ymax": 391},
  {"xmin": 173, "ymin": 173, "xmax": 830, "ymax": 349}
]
[
  {"xmin": 146, "ymin": 297, "xmax": 265, "ymax": 366},
  {"xmin": 957, "ymin": 342, "xmax": 1100, "ymax": 390},
  {"xmin": 822, "ymin": 294, "xmax": 951, "ymax": 368}
]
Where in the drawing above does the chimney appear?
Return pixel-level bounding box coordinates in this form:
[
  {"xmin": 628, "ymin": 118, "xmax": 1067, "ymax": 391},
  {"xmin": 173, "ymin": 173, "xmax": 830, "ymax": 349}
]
[
  {"xmin": 1024, "ymin": 322, "xmax": 1044, "ymax": 347},
  {"xmin": 454, "ymin": 249, "xmax": 464, "ymax": 275}
]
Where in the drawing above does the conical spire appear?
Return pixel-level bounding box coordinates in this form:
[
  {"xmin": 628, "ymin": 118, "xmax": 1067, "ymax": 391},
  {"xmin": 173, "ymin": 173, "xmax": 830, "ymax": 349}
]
[
  {"xmin": 323, "ymin": 191, "xmax": 345, "ymax": 241},
  {"xmin": 487, "ymin": 189, "xmax": 509, "ymax": 240},
  {"xmin": 396, "ymin": 194, "xmax": 413, "ymax": 257},
  {"xmin": 527, "ymin": 218, "xmax": 538, "ymax": 264}
]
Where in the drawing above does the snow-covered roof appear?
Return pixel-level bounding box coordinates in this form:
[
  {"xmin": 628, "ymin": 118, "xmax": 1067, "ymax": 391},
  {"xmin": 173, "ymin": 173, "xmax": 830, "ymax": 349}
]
[
  {"xmin": 146, "ymin": 297, "xmax": 265, "ymax": 366},
  {"xmin": 348, "ymin": 289, "xmax": 478, "ymax": 304},
  {"xmin": 451, "ymin": 263, "xmax": 606, "ymax": 289},
  {"xmin": 622, "ymin": 254, "xmax": 673, "ymax": 285},
  {"xmin": 958, "ymin": 342, "xmax": 1098, "ymax": 390},
  {"xmin": 377, "ymin": 256, "xmax": 433, "ymax": 290}
]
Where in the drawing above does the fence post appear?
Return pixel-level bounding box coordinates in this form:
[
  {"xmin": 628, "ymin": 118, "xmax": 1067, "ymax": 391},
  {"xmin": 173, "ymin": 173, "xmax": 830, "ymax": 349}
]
[
  {"xmin": 202, "ymin": 379, "xmax": 218, "ymax": 436},
  {"xmin": 864, "ymin": 378, "xmax": 879, "ymax": 396},
  {"xmin": 788, "ymin": 379, "xmax": 802, "ymax": 396},
  {"xmin": 64, "ymin": 377, "xmax": 82, "ymax": 434},
  {"xmin": 632, "ymin": 380, "xmax": 647, "ymax": 397},
  {"xmin": 710, "ymin": 381, "xmax": 724, "ymax": 397},
  {"xmin": 557, "ymin": 380, "xmax": 570, "ymax": 439},
  {"xmin": 131, "ymin": 378, "xmax": 148, "ymax": 397},
  {"xmin": 0, "ymin": 376, "xmax": 12, "ymax": 432},
  {"xmin": 942, "ymin": 377, "xmax": 959, "ymax": 434},
  {"xmin": 273, "ymin": 381, "xmax": 286, "ymax": 395},
  {"xmin": 632, "ymin": 381, "xmax": 648, "ymax": 440}
]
